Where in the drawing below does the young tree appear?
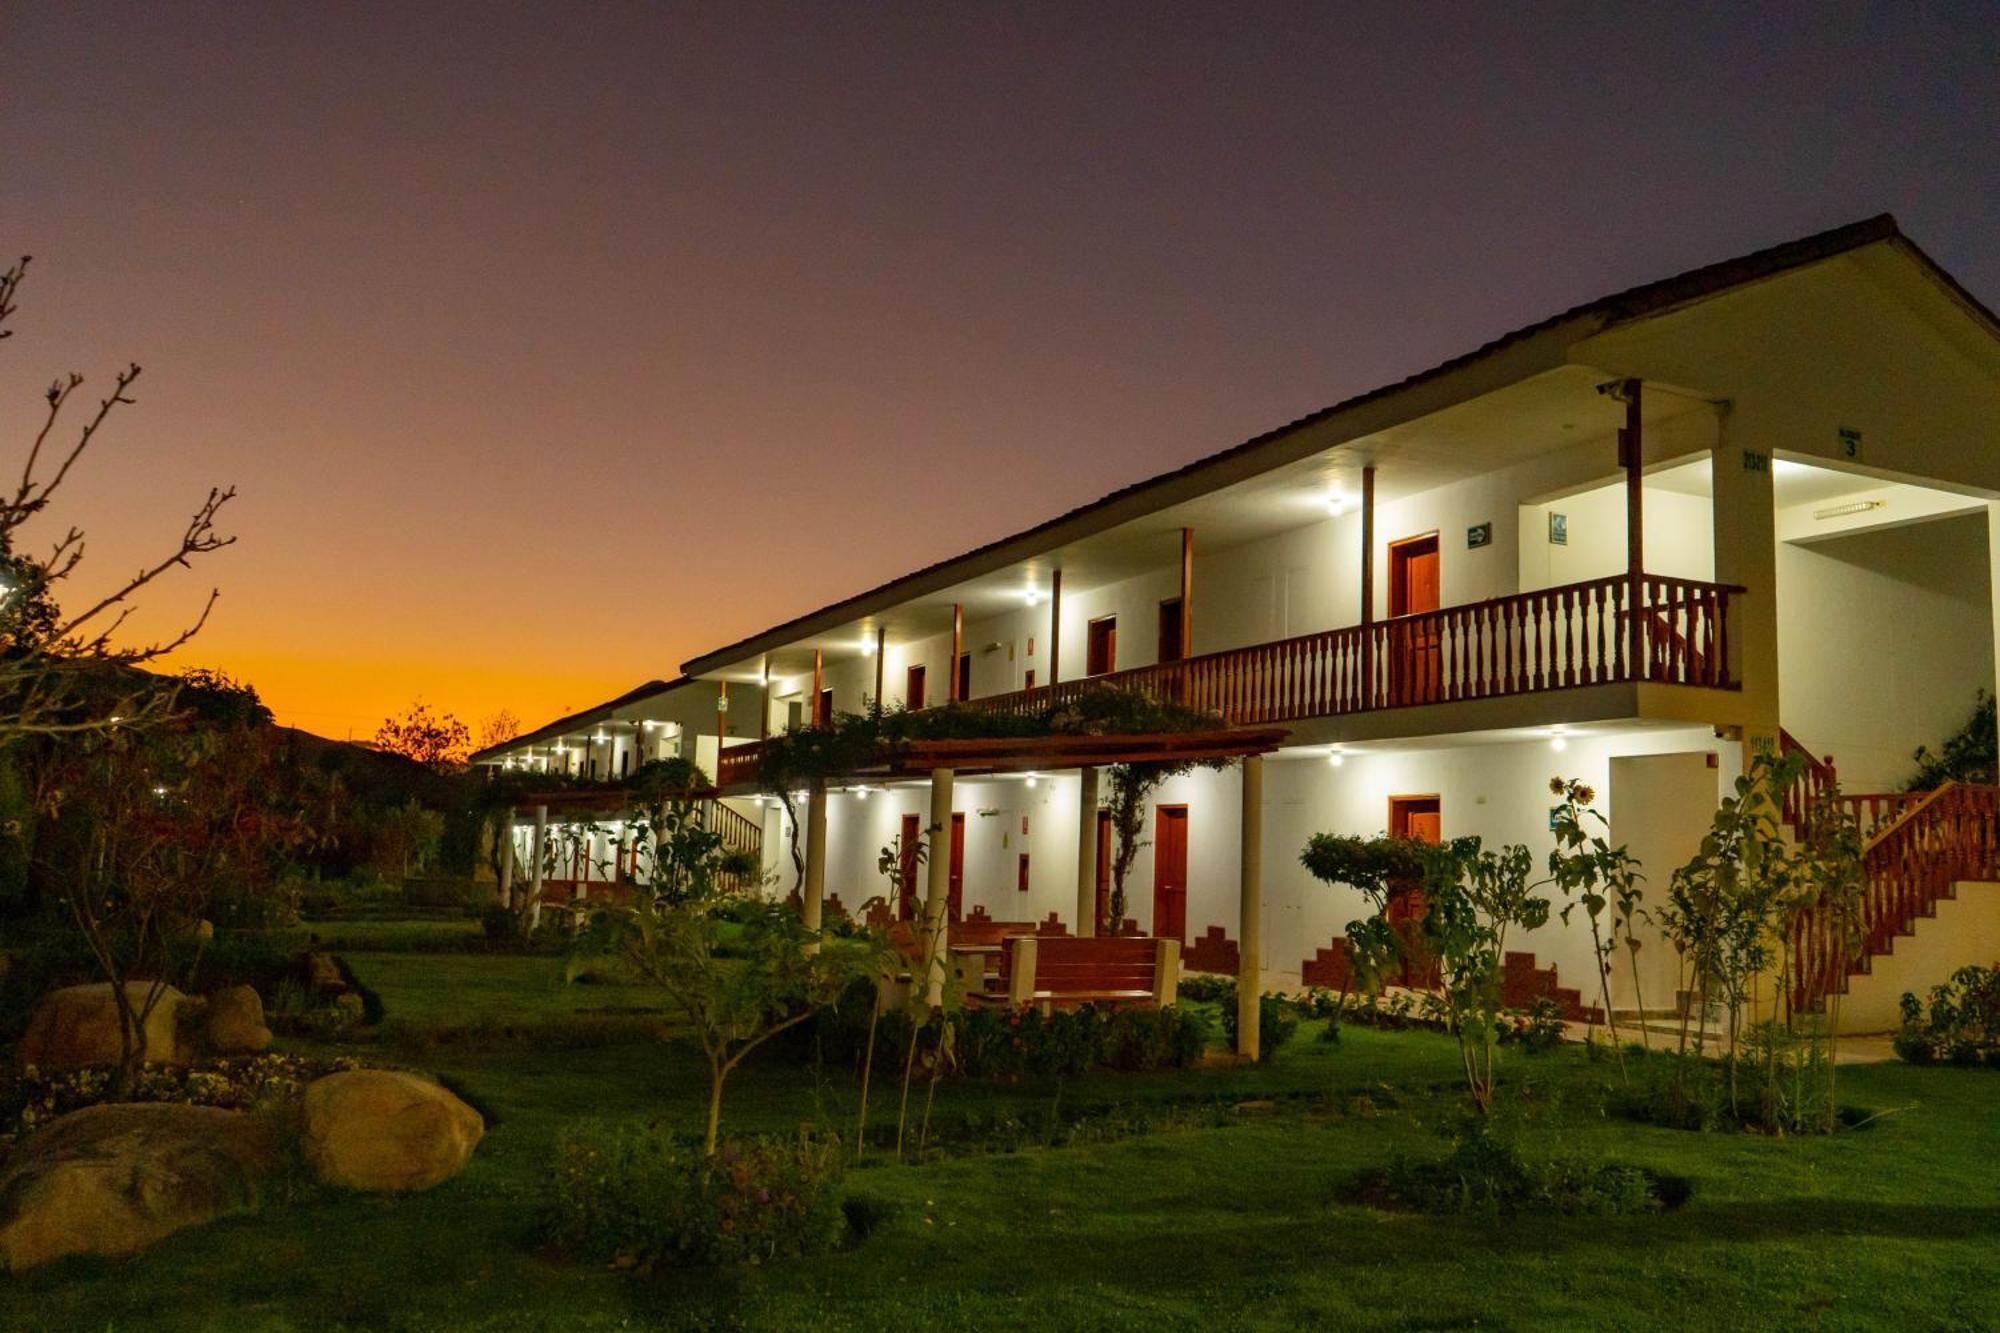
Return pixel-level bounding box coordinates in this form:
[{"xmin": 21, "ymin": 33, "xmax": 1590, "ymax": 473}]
[
  {"xmin": 1416, "ymin": 837, "xmax": 1549, "ymax": 1111},
  {"xmin": 477, "ymin": 709, "xmax": 521, "ymax": 751},
  {"xmin": 1546, "ymin": 777, "xmax": 1648, "ymax": 1053},
  {"xmin": 374, "ymin": 700, "xmax": 471, "ymax": 769},
  {"xmin": 0, "ymin": 255, "xmax": 237, "ymax": 743}
]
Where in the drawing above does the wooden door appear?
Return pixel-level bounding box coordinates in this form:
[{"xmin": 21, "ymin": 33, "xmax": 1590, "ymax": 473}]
[
  {"xmin": 1387, "ymin": 795, "xmax": 1442, "ymax": 988},
  {"xmin": 906, "ymin": 664, "xmax": 926, "ymax": 711},
  {"xmin": 949, "ymin": 813, "xmax": 966, "ymax": 922},
  {"xmin": 1388, "ymin": 535, "xmax": 1442, "ymax": 703},
  {"xmin": 898, "ymin": 813, "xmax": 921, "ymax": 920},
  {"xmin": 1152, "ymin": 805, "xmax": 1189, "ymax": 943},
  {"xmin": 1157, "ymin": 598, "xmax": 1185, "ymax": 663},
  {"xmin": 956, "ymin": 653, "xmax": 972, "ymax": 702},
  {"xmin": 1095, "ymin": 808, "xmax": 1113, "ymax": 933},
  {"xmin": 1087, "ymin": 616, "xmax": 1117, "ymax": 676}
]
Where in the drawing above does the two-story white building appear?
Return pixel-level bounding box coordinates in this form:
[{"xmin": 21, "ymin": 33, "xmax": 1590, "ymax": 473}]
[{"xmin": 474, "ymin": 216, "xmax": 2000, "ymax": 1036}]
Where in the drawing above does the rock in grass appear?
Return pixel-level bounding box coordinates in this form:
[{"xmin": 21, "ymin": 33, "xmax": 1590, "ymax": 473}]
[
  {"xmin": 203, "ymin": 985, "xmax": 273, "ymax": 1055},
  {"xmin": 0, "ymin": 1103, "xmax": 277, "ymax": 1272},
  {"xmin": 301, "ymin": 1070, "xmax": 484, "ymax": 1192},
  {"xmin": 17, "ymin": 982, "xmax": 192, "ymax": 1072}
]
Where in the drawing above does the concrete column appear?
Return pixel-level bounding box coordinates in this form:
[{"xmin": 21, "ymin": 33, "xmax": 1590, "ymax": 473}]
[
  {"xmin": 802, "ymin": 781, "xmax": 828, "ymax": 933},
  {"xmin": 1711, "ymin": 409, "xmax": 1780, "ymax": 756},
  {"xmin": 529, "ymin": 803, "xmax": 548, "ymax": 931},
  {"xmin": 1075, "ymin": 766, "xmax": 1100, "ymax": 936},
  {"xmin": 922, "ymin": 767, "xmax": 956, "ymax": 1006},
  {"xmin": 497, "ymin": 808, "xmax": 515, "ymax": 907},
  {"xmin": 1236, "ymin": 755, "xmax": 1264, "ymax": 1061}
]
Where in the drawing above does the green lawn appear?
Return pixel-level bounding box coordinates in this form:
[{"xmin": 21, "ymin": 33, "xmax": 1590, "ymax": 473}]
[{"xmin": 9, "ymin": 955, "xmax": 2000, "ymax": 1331}]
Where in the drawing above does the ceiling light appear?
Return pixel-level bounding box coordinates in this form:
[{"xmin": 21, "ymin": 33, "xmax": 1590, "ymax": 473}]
[
  {"xmin": 1025, "ymin": 773, "xmax": 1040, "ymax": 788},
  {"xmin": 1326, "ymin": 491, "xmax": 1349, "ymax": 515},
  {"xmin": 1814, "ymin": 499, "xmax": 1886, "ymax": 521},
  {"xmin": 1024, "ymin": 589, "xmax": 1043, "ymax": 606},
  {"xmin": 1548, "ymin": 729, "xmax": 1568, "ymax": 752},
  {"xmin": 859, "ymin": 638, "xmax": 876, "ymax": 656}
]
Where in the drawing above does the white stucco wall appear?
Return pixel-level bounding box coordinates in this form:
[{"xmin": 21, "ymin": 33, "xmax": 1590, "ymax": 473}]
[{"xmin": 1776, "ymin": 511, "xmax": 1993, "ymax": 791}]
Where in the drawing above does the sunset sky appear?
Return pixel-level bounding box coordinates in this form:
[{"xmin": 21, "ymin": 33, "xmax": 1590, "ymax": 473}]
[{"xmin": 7, "ymin": 3, "xmax": 1997, "ymax": 742}]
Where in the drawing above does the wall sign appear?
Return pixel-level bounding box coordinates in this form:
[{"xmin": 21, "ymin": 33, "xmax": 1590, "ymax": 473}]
[
  {"xmin": 1467, "ymin": 521, "xmax": 1493, "ymax": 549},
  {"xmin": 1548, "ymin": 513, "xmax": 1568, "ymax": 546},
  {"xmin": 1742, "ymin": 449, "xmax": 1770, "ymax": 473},
  {"xmin": 1839, "ymin": 427, "xmax": 1863, "ymax": 460}
]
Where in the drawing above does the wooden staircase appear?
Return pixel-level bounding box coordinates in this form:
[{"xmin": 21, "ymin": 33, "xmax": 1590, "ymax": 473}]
[{"xmin": 1780, "ymin": 731, "xmax": 2000, "ymax": 1014}]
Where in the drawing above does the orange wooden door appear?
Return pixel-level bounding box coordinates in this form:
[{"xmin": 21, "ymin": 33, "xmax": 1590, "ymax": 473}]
[
  {"xmin": 1388, "ymin": 536, "xmax": 1442, "ymax": 703},
  {"xmin": 1387, "ymin": 796, "xmax": 1442, "ymax": 987},
  {"xmin": 898, "ymin": 813, "xmax": 921, "ymax": 919},
  {"xmin": 1152, "ymin": 805, "xmax": 1189, "ymax": 942},
  {"xmin": 949, "ymin": 813, "xmax": 966, "ymax": 922}
]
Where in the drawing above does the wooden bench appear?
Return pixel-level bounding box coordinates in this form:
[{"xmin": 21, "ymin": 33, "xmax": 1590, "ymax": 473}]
[{"xmin": 978, "ymin": 935, "xmax": 1181, "ymax": 1011}]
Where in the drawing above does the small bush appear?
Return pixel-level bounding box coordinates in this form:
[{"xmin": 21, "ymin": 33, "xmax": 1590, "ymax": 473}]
[
  {"xmin": 1895, "ymin": 965, "xmax": 2000, "ymax": 1067},
  {"xmin": 546, "ymin": 1125, "xmax": 846, "ymax": 1267},
  {"xmin": 1353, "ymin": 1121, "xmax": 1679, "ymax": 1217},
  {"xmin": 1217, "ymin": 990, "xmax": 1299, "ymax": 1062},
  {"xmin": 1176, "ymin": 972, "xmax": 1235, "ymax": 1004},
  {"xmin": 1, "ymin": 1051, "xmax": 362, "ymax": 1147}
]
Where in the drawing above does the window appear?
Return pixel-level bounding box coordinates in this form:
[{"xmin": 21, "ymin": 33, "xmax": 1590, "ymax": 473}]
[
  {"xmin": 1024, "ymin": 668, "xmax": 1036, "ymax": 690},
  {"xmin": 1157, "ymin": 597, "xmax": 1185, "ymax": 663},
  {"xmin": 906, "ymin": 664, "xmax": 927, "ymax": 711},
  {"xmin": 956, "ymin": 652, "xmax": 972, "ymax": 701},
  {"xmin": 1087, "ymin": 616, "xmax": 1117, "ymax": 676}
]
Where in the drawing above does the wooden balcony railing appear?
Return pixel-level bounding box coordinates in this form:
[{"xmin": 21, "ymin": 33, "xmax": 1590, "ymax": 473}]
[
  {"xmin": 713, "ymin": 574, "xmax": 1741, "ymax": 791},
  {"xmin": 965, "ymin": 573, "xmax": 1741, "ymax": 729}
]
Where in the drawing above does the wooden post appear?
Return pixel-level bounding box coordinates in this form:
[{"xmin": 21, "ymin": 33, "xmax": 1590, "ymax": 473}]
[
  {"xmin": 811, "ymin": 649, "xmax": 824, "ymax": 724},
  {"xmin": 1049, "ymin": 570, "xmax": 1063, "ymax": 687},
  {"xmin": 873, "ymin": 625, "xmax": 886, "ymax": 709},
  {"xmin": 1619, "ymin": 379, "xmax": 1644, "ymax": 675},
  {"xmin": 1359, "ymin": 465, "xmax": 1377, "ymax": 702},
  {"xmin": 1153, "ymin": 938, "xmax": 1181, "ymax": 1006},
  {"xmin": 922, "ymin": 768, "xmax": 956, "ymax": 1007},
  {"xmin": 1180, "ymin": 527, "xmax": 1194, "ymax": 654},
  {"xmin": 716, "ymin": 681, "xmax": 728, "ymax": 751},
  {"xmin": 802, "ymin": 781, "xmax": 827, "ymax": 933},
  {"xmin": 1075, "ymin": 766, "xmax": 1100, "ymax": 936},
  {"xmin": 759, "ymin": 656, "xmax": 771, "ymax": 741},
  {"xmin": 950, "ymin": 603, "xmax": 964, "ymax": 702},
  {"xmin": 1236, "ymin": 755, "xmax": 1263, "ymax": 1061}
]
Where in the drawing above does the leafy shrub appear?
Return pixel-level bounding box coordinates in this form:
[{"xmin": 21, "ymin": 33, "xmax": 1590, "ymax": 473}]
[
  {"xmin": 1606, "ymin": 1037, "xmax": 1860, "ymax": 1136},
  {"xmin": 1176, "ymin": 972, "xmax": 1235, "ymax": 1004},
  {"xmin": 1353, "ymin": 1121, "xmax": 1679, "ymax": 1216},
  {"xmin": 546, "ymin": 1124, "xmax": 846, "ymax": 1267},
  {"xmin": 1216, "ymin": 989, "xmax": 1299, "ymax": 1061},
  {"xmin": 798, "ymin": 993, "xmax": 1208, "ymax": 1081},
  {"xmin": 1895, "ymin": 965, "xmax": 2000, "ymax": 1067}
]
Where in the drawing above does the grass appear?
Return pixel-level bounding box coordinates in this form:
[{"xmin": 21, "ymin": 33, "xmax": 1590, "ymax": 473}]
[{"xmin": 8, "ymin": 957, "xmax": 2000, "ymax": 1330}]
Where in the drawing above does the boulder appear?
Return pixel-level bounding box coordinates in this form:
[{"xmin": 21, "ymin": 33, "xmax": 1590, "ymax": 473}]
[
  {"xmin": 17, "ymin": 982, "xmax": 191, "ymax": 1072},
  {"xmin": 203, "ymin": 985, "xmax": 272, "ymax": 1054},
  {"xmin": 302, "ymin": 1070, "xmax": 483, "ymax": 1192},
  {"xmin": 0, "ymin": 1103, "xmax": 276, "ymax": 1272}
]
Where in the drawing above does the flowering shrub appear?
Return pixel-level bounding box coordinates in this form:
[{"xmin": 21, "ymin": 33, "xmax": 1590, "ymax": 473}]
[
  {"xmin": 546, "ymin": 1124, "xmax": 846, "ymax": 1267},
  {"xmin": 1, "ymin": 1051, "xmax": 360, "ymax": 1147}
]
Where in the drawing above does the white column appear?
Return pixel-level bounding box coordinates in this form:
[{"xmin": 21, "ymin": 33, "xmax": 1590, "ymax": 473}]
[
  {"xmin": 1236, "ymin": 755, "xmax": 1264, "ymax": 1061},
  {"xmin": 922, "ymin": 767, "xmax": 956, "ymax": 1006},
  {"xmin": 1712, "ymin": 412, "xmax": 1780, "ymax": 757},
  {"xmin": 1074, "ymin": 766, "xmax": 1099, "ymax": 936},
  {"xmin": 528, "ymin": 803, "xmax": 548, "ymax": 931},
  {"xmin": 802, "ymin": 781, "xmax": 827, "ymax": 933}
]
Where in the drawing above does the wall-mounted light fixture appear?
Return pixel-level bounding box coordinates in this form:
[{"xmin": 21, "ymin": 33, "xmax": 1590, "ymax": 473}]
[{"xmin": 1813, "ymin": 499, "xmax": 1886, "ymax": 521}]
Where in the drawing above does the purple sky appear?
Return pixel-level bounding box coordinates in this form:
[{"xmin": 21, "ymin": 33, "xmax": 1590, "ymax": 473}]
[{"xmin": 8, "ymin": 2, "xmax": 1997, "ymax": 738}]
